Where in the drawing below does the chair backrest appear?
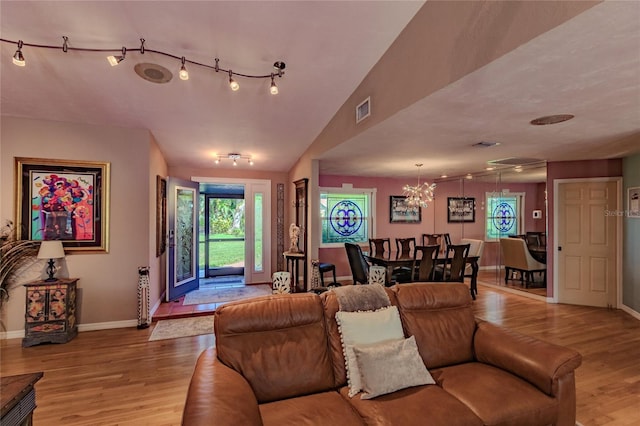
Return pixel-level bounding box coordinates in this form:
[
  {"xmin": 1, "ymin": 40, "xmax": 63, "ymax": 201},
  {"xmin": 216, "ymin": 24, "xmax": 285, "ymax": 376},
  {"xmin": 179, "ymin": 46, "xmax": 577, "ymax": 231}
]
[
  {"xmin": 395, "ymin": 237, "xmax": 416, "ymax": 259},
  {"xmin": 345, "ymin": 243, "xmax": 369, "ymax": 284},
  {"xmin": 422, "ymin": 233, "xmax": 441, "ymax": 246},
  {"xmin": 525, "ymin": 232, "xmax": 542, "ymax": 246},
  {"xmin": 443, "ymin": 243, "xmax": 470, "ymax": 282},
  {"xmin": 499, "ymin": 238, "xmax": 545, "ymax": 271},
  {"xmin": 460, "ymin": 238, "xmax": 484, "ymax": 275},
  {"xmin": 368, "ymin": 238, "xmax": 390, "ymax": 257},
  {"xmin": 413, "ymin": 245, "xmax": 440, "ymax": 281},
  {"xmin": 443, "ymin": 233, "xmax": 452, "ymax": 247}
]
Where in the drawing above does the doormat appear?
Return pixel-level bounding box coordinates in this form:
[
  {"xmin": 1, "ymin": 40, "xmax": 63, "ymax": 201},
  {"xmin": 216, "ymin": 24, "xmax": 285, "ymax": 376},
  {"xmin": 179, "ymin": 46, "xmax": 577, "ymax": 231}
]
[
  {"xmin": 183, "ymin": 284, "xmax": 272, "ymax": 306},
  {"xmin": 149, "ymin": 315, "xmax": 215, "ymax": 341}
]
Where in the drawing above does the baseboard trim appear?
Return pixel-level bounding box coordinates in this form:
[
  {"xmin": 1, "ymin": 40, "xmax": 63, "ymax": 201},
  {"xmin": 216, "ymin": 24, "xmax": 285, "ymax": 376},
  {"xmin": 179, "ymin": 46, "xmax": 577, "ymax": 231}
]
[
  {"xmin": 479, "ymin": 282, "xmax": 549, "ymax": 303},
  {"xmin": 0, "ymin": 330, "xmax": 25, "ymax": 340},
  {"xmin": 78, "ymin": 320, "xmax": 139, "ymax": 332},
  {"xmin": 620, "ymin": 304, "xmax": 640, "ymax": 321}
]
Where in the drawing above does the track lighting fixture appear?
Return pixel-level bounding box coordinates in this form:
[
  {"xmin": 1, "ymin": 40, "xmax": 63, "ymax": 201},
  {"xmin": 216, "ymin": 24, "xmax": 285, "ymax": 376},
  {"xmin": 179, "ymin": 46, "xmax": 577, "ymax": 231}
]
[
  {"xmin": 107, "ymin": 47, "xmax": 126, "ymax": 66},
  {"xmin": 1, "ymin": 36, "xmax": 285, "ymax": 93},
  {"xmin": 179, "ymin": 56, "xmax": 189, "ymax": 81},
  {"xmin": 12, "ymin": 40, "xmax": 25, "ymax": 66},
  {"xmin": 215, "ymin": 153, "xmax": 254, "ymax": 166},
  {"xmin": 228, "ymin": 70, "xmax": 239, "ymax": 91}
]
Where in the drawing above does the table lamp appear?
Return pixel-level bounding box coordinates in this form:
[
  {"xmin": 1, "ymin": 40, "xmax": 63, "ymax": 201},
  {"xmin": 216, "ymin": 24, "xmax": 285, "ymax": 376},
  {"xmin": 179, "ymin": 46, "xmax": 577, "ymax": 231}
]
[{"xmin": 37, "ymin": 241, "xmax": 66, "ymax": 281}]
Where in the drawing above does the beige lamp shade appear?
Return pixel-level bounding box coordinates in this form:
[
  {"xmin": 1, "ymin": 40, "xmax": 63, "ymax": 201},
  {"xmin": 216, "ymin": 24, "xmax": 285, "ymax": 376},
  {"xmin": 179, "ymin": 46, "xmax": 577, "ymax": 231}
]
[{"xmin": 37, "ymin": 241, "xmax": 65, "ymax": 259}]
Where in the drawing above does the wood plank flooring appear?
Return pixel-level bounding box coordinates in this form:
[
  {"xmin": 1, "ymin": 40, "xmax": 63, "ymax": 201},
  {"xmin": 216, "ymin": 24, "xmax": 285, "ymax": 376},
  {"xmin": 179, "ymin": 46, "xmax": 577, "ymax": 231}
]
[{"xmin": 1, "ymin": 280, "xmax": 639, "ymax": 425}]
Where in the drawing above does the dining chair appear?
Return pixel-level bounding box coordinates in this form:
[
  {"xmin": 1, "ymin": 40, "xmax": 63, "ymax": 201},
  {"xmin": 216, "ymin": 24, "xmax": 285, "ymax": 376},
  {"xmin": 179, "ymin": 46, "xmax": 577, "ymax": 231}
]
[
  {"xmin": 412, "ymin": 245, "xmax": 440, "ymax": 282},
  {"xmin": 499, "ymin": 238, "xmax": 546, "ymax": 288},
  {"xmin": 435, "ymin": 243, "xmax": 470, "ymax": 282},
  {"xmin": 368, "ymin": 238, "xmax": 391, "ymax": 257},
  {"xmin": 525, "ymin": 232, "xmax": 543, "ymax": 247},
  {"xmin": 344, "ymin": 243, "xmax": 369, "ymax": 285},
  {"xmin": 421, "ymin": 233, "xmax": 441, "ymax": 246},
  {"xmin": 395, "ymin": 237, "xmax": 416, "ymax": 259}
]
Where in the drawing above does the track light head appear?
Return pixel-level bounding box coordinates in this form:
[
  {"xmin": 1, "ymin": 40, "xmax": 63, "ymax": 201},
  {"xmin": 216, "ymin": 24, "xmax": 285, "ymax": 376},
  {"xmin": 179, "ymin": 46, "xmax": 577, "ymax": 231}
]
[
  {"xmin": 107, "ymin": 46, "xmax": 126, "ymax": 66},
  {"xmin": 270, "ymin": 74, "xmax": 278, "ymax": 95},
  {"xmin": 229, "ymin": 70, "xmax": 239, "ymax": 91},
  {"xmin": 12, "ymin": 40, "xmax": 25, "ymax": 66},
  {"xmin": 179, "ymin": 56, "xmax": 189, "ymax": 81},
  {"xmin": 62, "ymin": 36, "xmax": 69, "ymax": 53}
]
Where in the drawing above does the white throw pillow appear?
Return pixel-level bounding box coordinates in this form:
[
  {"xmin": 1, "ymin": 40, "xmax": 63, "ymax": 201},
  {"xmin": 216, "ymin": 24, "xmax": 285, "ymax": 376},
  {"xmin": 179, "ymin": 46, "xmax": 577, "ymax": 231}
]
[
  {"xmin": 335, "ymin": 306, "xmax": 404, "ymax": 397},
  {"xmin": 353, "ymin": 335, "xmax": 436, "ymax": 399}
]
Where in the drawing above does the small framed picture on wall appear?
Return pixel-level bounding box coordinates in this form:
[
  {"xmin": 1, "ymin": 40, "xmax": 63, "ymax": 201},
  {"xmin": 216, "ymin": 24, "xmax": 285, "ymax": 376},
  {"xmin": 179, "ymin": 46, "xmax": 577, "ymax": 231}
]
[
  {"xmin": 390, "ymin": 196, "xmax": 421, "ymax": 223},
  {"xmin": 447, "ymin": 197, "xmax": 475, "ymax": 223},
  {"xmin": 629, "ymin": 186, "xmax": 640, "ymax": 218}
]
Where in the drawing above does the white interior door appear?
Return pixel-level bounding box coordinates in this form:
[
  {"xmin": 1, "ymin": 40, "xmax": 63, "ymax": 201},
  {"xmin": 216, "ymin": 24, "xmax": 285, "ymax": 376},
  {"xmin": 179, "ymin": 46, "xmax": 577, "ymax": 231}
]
[{"xmin": 556, "ymin": 180, "xmax": 619, "ymax": 307}]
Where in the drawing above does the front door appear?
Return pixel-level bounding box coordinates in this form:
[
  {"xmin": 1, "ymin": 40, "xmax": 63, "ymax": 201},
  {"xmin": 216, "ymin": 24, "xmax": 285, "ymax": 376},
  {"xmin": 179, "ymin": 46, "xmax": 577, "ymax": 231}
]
[
  {"xmin": 557, "ymin": 180, "xmax": 618, "ymax": 307},
  {"xmin": 166, "ymin": 177, "xmax": 199, "ymax": 301}
]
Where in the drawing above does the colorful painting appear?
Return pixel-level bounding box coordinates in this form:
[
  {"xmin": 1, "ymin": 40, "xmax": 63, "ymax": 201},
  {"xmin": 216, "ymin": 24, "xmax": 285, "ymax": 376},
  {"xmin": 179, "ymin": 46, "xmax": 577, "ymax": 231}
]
[{"xmin": 16, "ymin": 158, "xmax": 110, "ymax": 252}]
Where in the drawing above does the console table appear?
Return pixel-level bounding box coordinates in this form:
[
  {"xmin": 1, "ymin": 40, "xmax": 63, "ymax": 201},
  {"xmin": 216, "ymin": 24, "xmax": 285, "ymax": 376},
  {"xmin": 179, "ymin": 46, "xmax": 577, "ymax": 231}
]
[
  {"xmin": 283, "ymin": 251, "xmax": 307, "ymax": 292},
  {"xmin": 23, "ymin": 278, "xmax": 78, "ymax": 347},
  {"xmin": 1, "ymin": 372, "xmax": 43, "ymax": 426}
]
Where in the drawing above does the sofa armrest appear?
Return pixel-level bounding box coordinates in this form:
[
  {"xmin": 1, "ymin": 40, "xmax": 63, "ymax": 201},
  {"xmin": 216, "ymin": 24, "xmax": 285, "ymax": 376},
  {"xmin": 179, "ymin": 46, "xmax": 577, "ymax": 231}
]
[
  {"xmin": 182, "ymin": 347, "xmax": 263, "ymax": 426},
  {"xmin": 474, "ymin": 321, "xmax": 582, "ymax": 395}
]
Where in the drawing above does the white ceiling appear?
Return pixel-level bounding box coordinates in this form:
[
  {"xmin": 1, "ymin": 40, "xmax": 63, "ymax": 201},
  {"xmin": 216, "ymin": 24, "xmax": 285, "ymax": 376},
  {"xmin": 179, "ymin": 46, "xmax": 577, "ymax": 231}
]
[{"xmin": 1, "ymin": 1, "xmax": 639, "ymax": 182}]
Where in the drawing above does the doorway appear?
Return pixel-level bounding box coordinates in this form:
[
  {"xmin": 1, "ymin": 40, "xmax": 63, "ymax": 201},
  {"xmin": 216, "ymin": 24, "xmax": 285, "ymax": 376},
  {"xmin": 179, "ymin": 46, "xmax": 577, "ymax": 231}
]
[
  {"xmin": 200, "ymin": 183, "xmax": 245, "ymax": 279},
  {"xmin": 194, "ymin": 177, "xmax": 272, "ymax": 284}
]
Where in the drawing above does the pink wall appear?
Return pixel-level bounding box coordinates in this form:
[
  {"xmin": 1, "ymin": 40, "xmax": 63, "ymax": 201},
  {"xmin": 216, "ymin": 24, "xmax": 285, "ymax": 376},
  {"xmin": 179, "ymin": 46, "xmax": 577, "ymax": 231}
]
[
  {"xmin": 545, "ymin": 159, "xmax": 623, "ymax": 296},
  {"xmin": 319, "ymin": 174, "xmax": 546, "ymax": 279}
]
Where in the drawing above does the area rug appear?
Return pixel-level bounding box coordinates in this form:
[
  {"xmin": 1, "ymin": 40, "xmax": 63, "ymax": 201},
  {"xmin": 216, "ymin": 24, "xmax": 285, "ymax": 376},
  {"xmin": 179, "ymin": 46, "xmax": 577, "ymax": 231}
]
[
  {"xmin": 149, "ymin": 316, "xmax": 215, "ymax": 341},
  {"xmin": 183, "ymin": 284, "xmax": 272, "ymax": 306}
]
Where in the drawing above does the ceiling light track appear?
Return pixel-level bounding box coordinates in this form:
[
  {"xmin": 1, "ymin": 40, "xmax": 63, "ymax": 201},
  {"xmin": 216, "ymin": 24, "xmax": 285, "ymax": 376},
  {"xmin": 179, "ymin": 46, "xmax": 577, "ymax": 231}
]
[{"xmin": 1, "ymin": 36, "xmax": 285, "ymax": 94}]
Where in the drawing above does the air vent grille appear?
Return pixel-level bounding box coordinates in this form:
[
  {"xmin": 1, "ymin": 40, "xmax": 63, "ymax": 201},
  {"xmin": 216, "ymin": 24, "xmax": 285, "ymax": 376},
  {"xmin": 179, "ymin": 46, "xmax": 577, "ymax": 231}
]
[
  {"xmin": 488, "ymin": 158, "xmax": 543, "ymax": 166},
  {"xmin": 473, "ymin": 141, "xmax": 500, "ymax": 148}
]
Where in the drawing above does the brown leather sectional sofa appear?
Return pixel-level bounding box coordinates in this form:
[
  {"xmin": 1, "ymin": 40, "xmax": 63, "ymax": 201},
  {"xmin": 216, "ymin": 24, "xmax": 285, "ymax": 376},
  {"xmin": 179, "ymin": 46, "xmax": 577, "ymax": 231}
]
[{"xmin": 182, "ymin": 283, "xmax": 582, "ymax": 425}]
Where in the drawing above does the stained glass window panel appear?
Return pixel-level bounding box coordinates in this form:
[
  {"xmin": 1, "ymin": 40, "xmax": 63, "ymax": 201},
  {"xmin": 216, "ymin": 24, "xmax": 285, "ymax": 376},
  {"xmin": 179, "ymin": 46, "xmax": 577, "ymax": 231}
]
[
  {"xmin": 321, "ymin": 193, "xmax": 369, "ymax": 244},
  {"xmin": 486, "ymin": 195, "xmax": 519, "ymax": 240}
]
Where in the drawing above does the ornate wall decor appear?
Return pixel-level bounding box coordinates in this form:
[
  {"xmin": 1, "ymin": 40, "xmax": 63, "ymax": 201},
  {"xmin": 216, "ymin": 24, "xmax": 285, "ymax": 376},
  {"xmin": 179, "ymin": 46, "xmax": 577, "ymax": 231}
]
[
  {"xmin": 15, "ymin": 157, "xmax": 110, "ymax": 252},
  {"xmin": 277, "ymin": 183, "xmax": 284, "ymax": 271}
]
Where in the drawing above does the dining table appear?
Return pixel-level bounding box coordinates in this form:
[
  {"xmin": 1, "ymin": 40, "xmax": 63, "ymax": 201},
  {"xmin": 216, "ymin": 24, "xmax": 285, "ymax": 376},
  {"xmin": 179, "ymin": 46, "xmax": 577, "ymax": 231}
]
[{"xmin": 364, "ymin": 252, "xmax": 480, "ymax": 300}]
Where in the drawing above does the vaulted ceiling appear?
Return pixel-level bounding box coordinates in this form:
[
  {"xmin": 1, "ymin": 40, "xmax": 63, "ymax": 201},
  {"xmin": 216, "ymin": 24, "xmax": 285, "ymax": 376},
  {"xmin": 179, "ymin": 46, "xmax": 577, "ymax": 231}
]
[{"xmin": 2, "ymin": 1, "xmax": 639, "ymax": 182}]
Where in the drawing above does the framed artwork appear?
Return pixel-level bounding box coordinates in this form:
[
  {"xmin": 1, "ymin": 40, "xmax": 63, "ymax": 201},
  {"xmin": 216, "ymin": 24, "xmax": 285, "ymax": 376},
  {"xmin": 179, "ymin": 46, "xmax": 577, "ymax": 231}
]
[
  {"xmin": 629, "ymin": 186, "xmax": 640, "ymax": 218},
  {"xmin": 390, "ymin": 196, "xmax": 421, "ymax": 223},
  {"xmin": 447, "ymin": 197, "xmax": 475, "ymax": 223},
  {"xmin": 15, "ymin": 157, "xmax": 110, "ymax": 252},
  {"xmin": 156, "ymin": 175, "xmax": 167, "ymax": 256}
]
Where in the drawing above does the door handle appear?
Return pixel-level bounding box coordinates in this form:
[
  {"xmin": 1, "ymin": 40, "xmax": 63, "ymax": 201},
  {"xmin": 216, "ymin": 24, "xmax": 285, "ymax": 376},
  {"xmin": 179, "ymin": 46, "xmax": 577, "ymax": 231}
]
[{"xmin": 558, "ymin": 246, "xmax": 562, "ymax": 251}]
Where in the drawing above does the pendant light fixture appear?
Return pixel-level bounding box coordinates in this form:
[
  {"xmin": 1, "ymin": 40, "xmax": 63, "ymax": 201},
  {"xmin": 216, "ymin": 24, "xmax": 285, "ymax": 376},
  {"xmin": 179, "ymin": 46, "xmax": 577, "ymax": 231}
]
[
  {"xmin": 12, "ymin": 40, "xmax": 25, "ymax": 66},
  {"xmin": 402, "ymin": 164, "xmax": 436, "ymax": 209}
]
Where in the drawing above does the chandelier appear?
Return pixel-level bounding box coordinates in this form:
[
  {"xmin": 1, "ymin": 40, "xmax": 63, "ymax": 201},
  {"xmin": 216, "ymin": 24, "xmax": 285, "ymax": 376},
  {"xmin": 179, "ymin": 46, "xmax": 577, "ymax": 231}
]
[{"xmin": 402, "ymin": 163, "xmax": 436, "ymax": 209}]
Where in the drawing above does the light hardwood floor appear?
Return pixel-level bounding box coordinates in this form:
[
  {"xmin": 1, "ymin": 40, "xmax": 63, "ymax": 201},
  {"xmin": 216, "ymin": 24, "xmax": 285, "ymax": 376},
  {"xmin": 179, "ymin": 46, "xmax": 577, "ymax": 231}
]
[{"xmin": 1, "ymin": 281, "xmax": 639, "ymax": 426}]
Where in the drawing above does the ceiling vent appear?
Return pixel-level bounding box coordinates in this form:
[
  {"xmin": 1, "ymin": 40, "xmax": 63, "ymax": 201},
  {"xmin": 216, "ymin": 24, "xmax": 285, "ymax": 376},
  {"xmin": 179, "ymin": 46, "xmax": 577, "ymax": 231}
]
[
  {"xmin": 473, "ymin": 141, "xmax": 500, "ymax": 148},
  {"xmin": 488, "ymin": 158, "xmax": 543, "ymax": 166},
  {"xmin": 134, "ymin": 63, "xmax": 173, "ymax": 84},
  {"xmin": 530, "ymin": 114, "xmax": 574, "ymax": 125},
  {"xmin": 355, "ymin": 96, "xmax": 371, "ymax": 123}
]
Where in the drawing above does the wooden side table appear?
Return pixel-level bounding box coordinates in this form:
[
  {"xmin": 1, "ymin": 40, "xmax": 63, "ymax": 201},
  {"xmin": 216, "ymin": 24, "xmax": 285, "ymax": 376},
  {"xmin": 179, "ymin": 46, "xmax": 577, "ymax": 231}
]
[
  {"xmin": 23, "ymin": 278, "xmax": 78, "ymax": 348},
  {"xmin": 1, "ymin": 372, "xmax": 43, "ymax": 426},
  {"xmin": 283, "ymin": 252, "xmax": 307, "ymax": 292}
]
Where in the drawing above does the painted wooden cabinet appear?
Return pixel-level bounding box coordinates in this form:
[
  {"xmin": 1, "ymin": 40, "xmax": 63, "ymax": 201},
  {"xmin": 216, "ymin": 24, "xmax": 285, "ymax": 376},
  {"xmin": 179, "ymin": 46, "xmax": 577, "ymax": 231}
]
[{"xmin": 23, "ymin": 278, "xmax": 78, "ymax": 347}]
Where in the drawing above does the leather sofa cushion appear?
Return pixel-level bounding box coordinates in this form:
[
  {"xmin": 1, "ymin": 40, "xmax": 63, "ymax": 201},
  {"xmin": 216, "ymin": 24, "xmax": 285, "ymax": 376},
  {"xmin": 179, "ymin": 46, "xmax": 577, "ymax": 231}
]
[
  {"xmin": 215, "ymin": 293, "xmax": 335, "ymax": 403},
  {"xmin": 259, "ymin": 391, "xmax": 365, "ymax": 425},
  {"xmin": 340, "ymin": 384, "xmax": 483, "ymax": 426},
  {"xmin": 320, "ymin": 287, "xmax": 398, "ymax": 388},
  {"xmin": 393, "ymin": 283, "xmax": 476, "ymax": 368},
  {"xmin": 431, "ymin": 362, "xmax": 558, "ymax": 426}
]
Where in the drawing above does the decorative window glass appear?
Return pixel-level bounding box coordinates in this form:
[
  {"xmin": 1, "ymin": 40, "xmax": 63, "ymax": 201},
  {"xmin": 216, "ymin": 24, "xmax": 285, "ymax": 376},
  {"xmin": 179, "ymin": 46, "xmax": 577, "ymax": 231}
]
[
  {"xmin": 485, "ymin": 194, "xmax": 522, "ymax": 240},
  {"xmin": 320, "ymin": 190, "xmax": 373, "ymax": 246}
]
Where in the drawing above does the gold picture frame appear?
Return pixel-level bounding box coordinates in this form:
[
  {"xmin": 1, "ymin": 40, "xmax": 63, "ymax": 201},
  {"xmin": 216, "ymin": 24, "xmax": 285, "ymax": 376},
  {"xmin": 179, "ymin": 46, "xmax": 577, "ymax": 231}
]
[{"xmin": 15, "ymin": 157, "xmax": 110, "ymax": 253}]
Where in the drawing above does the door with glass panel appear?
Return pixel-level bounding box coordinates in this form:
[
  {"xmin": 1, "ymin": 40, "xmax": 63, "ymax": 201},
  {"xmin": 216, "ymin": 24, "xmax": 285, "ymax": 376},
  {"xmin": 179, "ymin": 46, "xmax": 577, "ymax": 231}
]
[{"xmin": 200, "ymin": 186, "xmax": 245, "ymax": 278}]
